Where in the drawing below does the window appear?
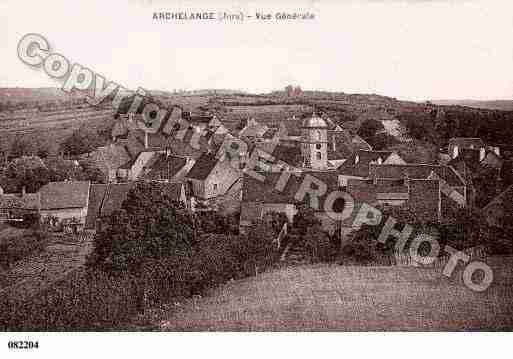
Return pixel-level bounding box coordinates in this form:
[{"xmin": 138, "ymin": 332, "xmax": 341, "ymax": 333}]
[
  {"xmin": 213, "ymin": 183, "xmax": 218, "ymax": 193},
  {"xmin": 316, "ymin": 143, "xmax": 322, "ymax": 150},
  {"xmin": 316, "ymin": 152, "xmax": 322, "ymax": 160}
]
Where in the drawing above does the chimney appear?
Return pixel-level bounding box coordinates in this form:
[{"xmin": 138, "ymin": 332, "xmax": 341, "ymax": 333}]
[
  {"xmin": 355, "ymin": 154, "xmax": 360, "ymax": 165},
  {"xmin": 21, "ymin": 186, "xmax": 26, "ymax": 196},
  {"xmin": 144, "ymin": 131, "xmax": 149, "ymax": 149}
]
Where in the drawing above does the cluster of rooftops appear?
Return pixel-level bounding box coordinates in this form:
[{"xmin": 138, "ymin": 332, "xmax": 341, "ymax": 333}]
[{"xmin": 1, "ymin": 107, "xmax": 510, "ymax": 233}]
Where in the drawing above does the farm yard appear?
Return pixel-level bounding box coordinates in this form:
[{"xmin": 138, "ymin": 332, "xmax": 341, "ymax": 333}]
[{"xmin": 157, "ymin": 259, "xmax": 513, "ymax": 331}]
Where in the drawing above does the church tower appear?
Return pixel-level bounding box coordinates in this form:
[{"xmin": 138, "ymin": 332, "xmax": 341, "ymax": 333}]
[{"xmin": 301, "ymin": 113, "xmax": 328, "ymax": 170}]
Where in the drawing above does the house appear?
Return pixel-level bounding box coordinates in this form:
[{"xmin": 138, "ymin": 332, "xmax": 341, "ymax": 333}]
[
  {"xmin": 250, "ymin": 142, "xmax": 303, "ymax": 172},
  {"xmin": 368, "ymin": 163, "xmax": 467, "ymax": 217},
  {"xmin": 448, "ymin": 145, "xmax": 504, "ymax": 208},
  {"xmin": 184, "ymin": 153, "xmax": 241, "ymax": 201},
  {"xmin": 238, "ymin": 118, "xmax": 269, "ymax": 140},
  {"xmin": 39, "ymin": 181, "xmax": 91, "ymax": 232},
  {"xmin": 345, "ymin": 178, "xmax": 441, "ymax": 223},
  {"xmin": 448, "ymin": 138, "xmax": 485, "ymax": 160},
  {"xmin": 338, "ymin": 150, "xmax": 406, "ymax": 186},
  {"xmin": 81, "ymin": 143, "xmax": 131, "ymax": 183},
  {"xmin": 142, "ymin": 152, "xmax": 195, "ymax": 182},
  {"xmin": 240, "ymin": 171, "xmax": 341, "ymax": 235}
]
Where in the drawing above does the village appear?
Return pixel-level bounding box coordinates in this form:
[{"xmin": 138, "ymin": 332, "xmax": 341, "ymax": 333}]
[
  {"xmin": 1, "ymin": 102, "xmax": 510, "ymax": 243},
  {"xmin": 1, "ymin": 90, "xmax": 513, "ymax": 330}
]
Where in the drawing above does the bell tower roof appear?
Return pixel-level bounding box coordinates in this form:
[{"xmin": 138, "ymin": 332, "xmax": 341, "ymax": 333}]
[{"xmin": 302, "ymin": 112, "xmax": 327, "ymax": 129}]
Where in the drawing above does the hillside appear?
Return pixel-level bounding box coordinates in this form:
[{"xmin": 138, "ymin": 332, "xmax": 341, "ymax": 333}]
[
  {"xmin": 432, "ymin": 99, "xmax": 513, "ymax": 111},
  {"xmin": 152, "ymin": 262, "xmax": 513, "ymax": 331},
  {"xmin": 2, "ymin": 88, "xmax": 513, "ymax": 157}
]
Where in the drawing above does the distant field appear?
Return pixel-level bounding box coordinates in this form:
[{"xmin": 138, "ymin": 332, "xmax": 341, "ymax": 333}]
[
  {"xmin": 432, "ymin": 99, "xmax": 513, "ymax": 111},
  {"xmin": 223, "ymin": 104, "xmax": 312, "ymax": 127},
  {"xmin": 158, "ymin": 260, "xmax": 513, "ymax": 331}
]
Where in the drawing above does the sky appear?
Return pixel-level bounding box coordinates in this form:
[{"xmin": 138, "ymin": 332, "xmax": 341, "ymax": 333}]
[{"xmin": 1, "ymin": 0, "xmax": 513, "ymax": 101}]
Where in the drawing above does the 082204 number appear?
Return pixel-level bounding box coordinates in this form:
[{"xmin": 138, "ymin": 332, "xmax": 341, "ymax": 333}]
[{"xmin": 8, "ymin": 341, "xmax": 39, "ymax": 350}]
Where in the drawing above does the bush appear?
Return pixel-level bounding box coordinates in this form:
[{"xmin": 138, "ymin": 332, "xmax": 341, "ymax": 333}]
[{"xmin": 0, "ymin": 228, "xmax": 49, "ymax": 269}]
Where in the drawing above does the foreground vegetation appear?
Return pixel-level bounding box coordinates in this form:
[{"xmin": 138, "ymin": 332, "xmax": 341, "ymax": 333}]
[{"xmin": 157, "ymin": 260, "xmax": 513, "ymax": 331}]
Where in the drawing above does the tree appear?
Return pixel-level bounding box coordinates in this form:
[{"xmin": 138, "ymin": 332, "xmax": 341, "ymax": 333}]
[
  {"xmin": 44, "ymin": 156, "xmax": 82, "ymax": 182},
  {"xmin": 2, "ymin": 156, "xmax": 51, "ymax": 193},
  {"xmin": 60, "ymin": 127, "xmax": 103, "ymax": 157},
  {"xmin": 293, "ymin": 205, "xmax": 321, "ymax": 237},
  {"xmin": 78, "ymin": 159, "xmax": 106, "ymax": 183},
  {"xmin": 90, "ymin": 182, "xmax": 195, "ymax": 272},
  {"xmin": 262, "ymin": 211, "xmax": 289, "ymax": 235},
  {"xmin": 357, "ymin": 119, "xmax": 385, "ymax": 140},
  {"xmin": 9, "ymin": 135, "xmax": 36, "ymax": 160}
]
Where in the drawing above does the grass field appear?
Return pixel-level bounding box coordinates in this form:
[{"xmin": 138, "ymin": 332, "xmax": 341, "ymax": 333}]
[{"xmin": 158, "ymin": 259, "xmax": 513, "ymax": 331}]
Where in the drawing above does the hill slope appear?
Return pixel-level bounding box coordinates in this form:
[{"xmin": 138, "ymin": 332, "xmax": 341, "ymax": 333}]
[{"xmin": 155, "ymin": 262, "xmax": 513, "ymax": 331}]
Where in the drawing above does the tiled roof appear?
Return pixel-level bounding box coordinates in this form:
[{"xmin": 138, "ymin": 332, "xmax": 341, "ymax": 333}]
[
  {"xmin": 449, "ymin": 137, "xmax": 485, "ymax": 149},
  {"xmin": 185, "ymin": 153, "xmax": 219, "ymax": 180},
  {"xmin": 327, "ymin": 130, "xmax": 354, "ymax": 160},
  {"xmin": 271, "ymin": 144, "xmax": 303, "ymax": 167},
  {"xmin": 338, "ymin": 150, "xmax": 393, "ymax": 177},
  {"xmin": 85, "ymin": 143, "xmax": 132, "ymax": 170},
  {"xmin": 242, "ymin": 171, "xmax": 339, "ymax": 210},
  {"xmin": 280, "ymin": 119, "xmax": 302, "ymax": 137},
  {"xmin": 239, "ymin": 123, "xmax": 268, "ymax": 138},
  {"xmin": 351, "ymin": 135, "xmax": 372, "ymax": 151},
  {"xmin": 346, "ymin": 178, "xmax": 440, "ymax": 223},
  {"xmin": 369, "ymin": 163, "xmax": 465, "ymax": 187},
  {"xmin": 39, "ymin": 181, "xmax": 90, "ymax": 210},
  {"xmin": 143, "ymin": 154, "xmax": 188, "ymax": 180},
  {"xmin": 85, "ymin": 184, "xmax": 108, "ymax": 229},
  {"xmin": 97, "ymin": 182, "xmax": 184, "ymax": 219},
  {"xmin": 483, "ymin": 184, "xmax": 513, "ymax": 214},
  {"xmin": 100, "ymin": 183, "xmax": 133, "ymax": 217},
  {"xmin": 448, "ymin": 148, "xmax": 481, "ymax": 173},
  {"xmin": 347, "ymin": 178, "xmax": 408, "ymax": 203}
]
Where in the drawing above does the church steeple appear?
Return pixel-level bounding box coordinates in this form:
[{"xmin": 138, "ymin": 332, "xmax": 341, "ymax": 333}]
[{"xmin": 301, "ymin": 113, "xmax": 328, "ymax": 170}]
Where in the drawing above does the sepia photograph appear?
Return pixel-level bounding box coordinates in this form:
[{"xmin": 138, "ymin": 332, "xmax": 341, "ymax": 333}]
[{"xmin": 1, "ymin": 0, "xmax": 512, "ymax": 356}]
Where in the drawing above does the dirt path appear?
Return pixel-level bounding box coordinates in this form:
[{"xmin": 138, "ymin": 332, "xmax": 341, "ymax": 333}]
[{"xmin": 0, "ymin": 231, "xmax": 94, "ymax": 302}]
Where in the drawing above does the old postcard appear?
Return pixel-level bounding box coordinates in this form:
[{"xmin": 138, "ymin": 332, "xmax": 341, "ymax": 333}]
[{"xmin": 1, "ymin": 0, "xmax": 512, "ymax": 357}]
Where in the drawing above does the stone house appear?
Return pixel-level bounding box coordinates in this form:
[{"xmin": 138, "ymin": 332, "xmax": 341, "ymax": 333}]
[
  {"xmin": 39, "ymin": 181, "xmax": 91, "ymax": 232},
  {"xmin": 81, "ymin": 143, "xmax": 131, "ymax": 183},
  {"xmin": 369, "ymin": 163, "xmax": 467, "ymax": 214},
  {"xmin": 184, "ymin": 153, "xmax": 241, "ymax": 201},
  {"xmin": 448, "ymin": 138, "xmax": 485, "ymax": 160},
  {"xmin": 338, "ymin": 150, "xmax": 407, "ymax": 186},
  {"xmin": 239, "ymin": 171, "xmax": 342, "ymax": 235}
]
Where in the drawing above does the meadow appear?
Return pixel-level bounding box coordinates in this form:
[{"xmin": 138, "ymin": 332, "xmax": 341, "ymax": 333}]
[{"xmin": 158, "ymin": 259, "xmax": 513, "ymax": 331}]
